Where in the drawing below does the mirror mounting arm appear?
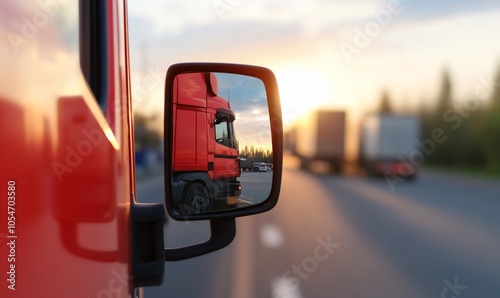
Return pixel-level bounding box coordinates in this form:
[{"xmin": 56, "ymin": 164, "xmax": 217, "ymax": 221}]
[{"xmin": 164, "ymin": 218, "xmax": 236, "ymax": 261}]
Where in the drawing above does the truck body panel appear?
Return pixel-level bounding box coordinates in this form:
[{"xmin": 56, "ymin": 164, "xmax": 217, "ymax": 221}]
[
  {"xmin": 295, "ymin": 110, "xmax": 346, "ymax": 172},
  {"xmin": 360, "ymin": 114, "xmax": 420, "ymax": 176},
  {"xmin": 240, "ymin": 158, "xmax": 254, "ymax": 171},
  {"xmin": 0, "ymin": 1, "xmax": 134, "ymax": 297}
]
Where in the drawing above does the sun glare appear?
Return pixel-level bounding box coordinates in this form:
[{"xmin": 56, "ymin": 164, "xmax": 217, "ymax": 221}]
[{"xmin": 275, "ymin": 66, "xmax": 339, "ymax": 127}]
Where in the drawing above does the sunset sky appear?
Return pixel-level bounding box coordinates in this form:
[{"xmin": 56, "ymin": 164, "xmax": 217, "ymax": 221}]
[
  {"xmin": 128, "ymin": 0, "xmax": 500, "ymax": 155},
  {"xmin": 215, "ymin": 73, "xmax": 272, "ymax": 151}
]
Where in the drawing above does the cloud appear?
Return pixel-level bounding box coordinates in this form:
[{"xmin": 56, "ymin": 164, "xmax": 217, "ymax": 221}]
[
  {"xmin": 214, "ymin": 73, "xmax": 271, "ymax": 148},
  {"xmin": 128, "ymin": 0, "xmax": 500, "ymax": 121},
  {"xmin": 398, "ymin": 0, "xmax": 500, "ymax": 21},
  {"xmin": 128, "ymin": 0, "xmax": 500, "ymax": 44}
]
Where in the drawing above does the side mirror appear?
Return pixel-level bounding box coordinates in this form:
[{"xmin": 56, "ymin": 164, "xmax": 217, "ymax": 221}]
[
  {"xmin": 160, "ymin": 63, "xmax": 281, "ymax": 261},
  {"xmin": 164, "ymin": 63, "xmax": 283, "ymax": 222}
]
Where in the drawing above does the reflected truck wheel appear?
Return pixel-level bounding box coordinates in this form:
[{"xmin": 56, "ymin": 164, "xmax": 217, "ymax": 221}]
[{"xmin": 181, "ymin": 182, "xmax": 211, "ymax": 214}]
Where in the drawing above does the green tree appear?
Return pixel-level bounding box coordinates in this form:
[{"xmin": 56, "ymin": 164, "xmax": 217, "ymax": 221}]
[
  {"xmin": 490, "ymin": 65, "xmax": 500, "ymax": 107},
  {"xmin": 436, "ymin": 68, "xmax": 453, "ymax": 117},
  {"xmin": 378, "ymin": 89, "xmax": 393, "ymax": 114},
  {"xmin": 427, "ymin": 68, "xmax": 455, "ymax": 166},
  {"xmin": 482, "ymin": 65, "xmax": 500, "ymax": 171},
  {"xmin": 134, "ymin": 112, "xmax": 161, "ymax": 150}
]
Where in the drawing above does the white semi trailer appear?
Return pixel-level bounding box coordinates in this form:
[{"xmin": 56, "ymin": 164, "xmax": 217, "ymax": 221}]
[
  {"xmin": 294, "ymin": 110, "xmax": 346, "ymax": 174},
  {"xmin": 359, "ymin": 114, "xmax": 420, "ymax": 178}
]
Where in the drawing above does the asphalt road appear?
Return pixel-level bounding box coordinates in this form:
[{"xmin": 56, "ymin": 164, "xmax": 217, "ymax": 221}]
[
  {"xmin": 239, "ymin": 170, "xmax": 273, "ymax": 204},
  {"xmin": 136, "ymin": 162, "xmax": 500, "ymax": 298}
]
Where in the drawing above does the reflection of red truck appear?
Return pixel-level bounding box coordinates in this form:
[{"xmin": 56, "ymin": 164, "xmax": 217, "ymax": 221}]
[
  {"xmin": 1, "ymin": 2, "xmax": 282, "ymax": 296},
  {"xmin": 172, "ymin": 72, "xmax": 242, "ymax": 213}
]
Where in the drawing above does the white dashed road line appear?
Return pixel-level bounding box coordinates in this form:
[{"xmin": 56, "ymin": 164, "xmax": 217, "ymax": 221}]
[
  {"xmin": 271, "ymin": 276, "xmax": 304, "ymax": 298},
  {"xmin": 260, "ymin": 224, "xmax": 304, "ymax": 297},
  {"xmin": 260, "ymin": 223, "xmax": 285, "ymax": 248}
]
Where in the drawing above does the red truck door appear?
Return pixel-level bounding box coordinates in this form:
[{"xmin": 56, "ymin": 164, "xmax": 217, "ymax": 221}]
[
  {"xmin": 213, "ymin": 113, "xmax": 240, "ymax": 179},
  {"xmin": 0, "ymin": 1, "xmax": 135, "ymax": 297}
]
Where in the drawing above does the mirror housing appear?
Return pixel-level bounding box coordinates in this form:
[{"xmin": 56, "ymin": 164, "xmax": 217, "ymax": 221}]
[
  {"xmin": 215, "ymin": 108, "xmax": 235, "ymax": 124},
  {"xmin": 164, "ymin": 63, "xmax": 283, "ymax": 221}
]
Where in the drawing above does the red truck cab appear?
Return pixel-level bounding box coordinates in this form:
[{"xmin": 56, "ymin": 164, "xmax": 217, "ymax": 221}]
[
  {"xmin": 0, "ymin": 1, "xmax": 148, "ymax": 297},
  {"xmin": 1, "ymin": 1, "xmax": 282, "ymax": 296},
  {"xmin": 172, "ymin": 72, "xmax": 242, "ymax": 213}
]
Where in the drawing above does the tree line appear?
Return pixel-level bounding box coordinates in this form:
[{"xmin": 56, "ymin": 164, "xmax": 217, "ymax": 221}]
[
  {"xmin": 134, "ymin": 113, "xmax": 161, "ymax": 150},
  {"xmin": 239, "ymin": 145, "xmax": 273, "ymax": 163},
  {"xmin": 378, "ymin": 66, "xmax": 500, "ymax": 173}
]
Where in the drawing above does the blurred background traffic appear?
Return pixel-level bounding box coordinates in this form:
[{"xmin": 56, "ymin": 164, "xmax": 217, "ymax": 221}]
[
  {"xmin": 129, "ymin": 1, "xmax": 500, "ymax": 297},
  {"xmin": 130, "ymin": 0, "xmax": 500, "ymax": 179}
]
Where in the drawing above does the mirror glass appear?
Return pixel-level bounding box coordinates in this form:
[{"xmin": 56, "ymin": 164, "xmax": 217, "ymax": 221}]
[{"xmin": 171, "ymin": 72, "xmax": 273, "ymax": 215}]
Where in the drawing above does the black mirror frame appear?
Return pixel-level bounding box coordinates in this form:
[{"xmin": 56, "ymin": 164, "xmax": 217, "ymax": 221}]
[{"xmin": 164, "ymin": 63, "xmax": 283, "ymax": 221}]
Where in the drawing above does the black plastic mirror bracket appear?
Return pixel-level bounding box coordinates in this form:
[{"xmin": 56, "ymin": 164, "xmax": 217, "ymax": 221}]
[
  {"xmin": 164, "ymin": 218, "xmax": 236, "ymax": 261},
  {"xmin": 131, "ymin": 202, "xmax": 166, "ymax": 287}
]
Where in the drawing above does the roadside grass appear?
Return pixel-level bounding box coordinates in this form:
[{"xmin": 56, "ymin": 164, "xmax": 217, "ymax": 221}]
[{"xmin": 424, "ymin": 164, "xmax": 500, "ymax": 179}]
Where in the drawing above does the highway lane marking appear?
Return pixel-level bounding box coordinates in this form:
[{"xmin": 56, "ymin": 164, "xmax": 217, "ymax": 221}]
[
  {"xmin": 230, "ymin": 217, "xmax": 254, "ymax": 298},
  {"xmin": 260, "ymin": 223, "xmax": 285, "ymax": 248},
  {"xmin": 271, "ymin": 276, "xmax": 304, "ymax": 298}
]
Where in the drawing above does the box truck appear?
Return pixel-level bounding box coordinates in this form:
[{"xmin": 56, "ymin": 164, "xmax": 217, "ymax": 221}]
[
  {"xmin": 294, "ymin": 110, "xmax": 346, "ymax": 174},
  {"xmin": 359, "ymin": 114, "xmax": 420, "ymax": 178}
]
